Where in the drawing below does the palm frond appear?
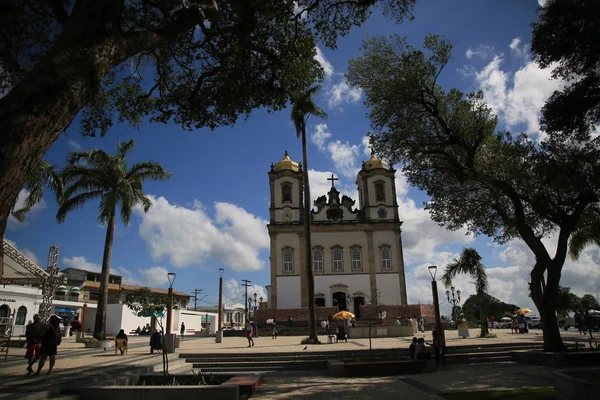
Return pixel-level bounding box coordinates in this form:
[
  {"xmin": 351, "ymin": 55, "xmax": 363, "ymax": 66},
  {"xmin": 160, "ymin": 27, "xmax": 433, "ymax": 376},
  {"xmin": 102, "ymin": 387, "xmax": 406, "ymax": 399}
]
[
  {"xmin": 116, "ymin": 139, "xmax": 136, "ymax": 160},
  {"xmin": 290, "ymin": 85, "xmax": 327, "ymax": 138},
  {"xmin": 126, "ymin": 161, "xmax": 172, "ymax": 181},
  {"xmin": 569, "ymin": 219, "xmax": 600, "ymax": 260},
  {"xmin": 441, "ymin": 247, "xmax": 488, "ymax": 294},
  {"xmin": 56, "ymin": 191, "xmax": 104, "ymax": 223},
  {"xmin": 11, "ymin": 207, "xmax": 31, "ymax": 223}
]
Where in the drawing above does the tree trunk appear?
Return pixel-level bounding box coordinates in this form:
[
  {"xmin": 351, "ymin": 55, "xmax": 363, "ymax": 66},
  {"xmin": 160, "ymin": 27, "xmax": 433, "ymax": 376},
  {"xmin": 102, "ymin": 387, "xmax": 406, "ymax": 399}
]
[
  {"xmin": 301, "ymin": 129, "xmax": 317, "ymax": 341},
  {"xmin": 531, "ymin": 261, "xmax": 566, "ymax": 352},
  {"xmin": 0, "ymin": 1, "xmax": 210, "ymax": 264},
  {"xmin": 478, "ymin": 291, "xmax": 489, "ymax": 337},
  {"xmin": 94, "ymin": 214, "xmax": 115, "ymax": 340}
]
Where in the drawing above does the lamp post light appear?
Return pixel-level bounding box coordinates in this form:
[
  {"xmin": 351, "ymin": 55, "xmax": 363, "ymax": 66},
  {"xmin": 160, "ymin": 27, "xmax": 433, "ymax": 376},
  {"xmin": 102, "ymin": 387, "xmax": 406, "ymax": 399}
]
[
  {"xmin": 428, "ymin": 265, "xmax": 444, "ymax": 340},
  {"xmin": 218, "ymin": 268, "xmax": 224, "ymax": 332},
  {"xmin": 446, "ymin": 286, "xmax": 461, "ymax": 321},
  {"xmin": 166, "ymin": 272, "xmax": 176, "ymax": 335}
]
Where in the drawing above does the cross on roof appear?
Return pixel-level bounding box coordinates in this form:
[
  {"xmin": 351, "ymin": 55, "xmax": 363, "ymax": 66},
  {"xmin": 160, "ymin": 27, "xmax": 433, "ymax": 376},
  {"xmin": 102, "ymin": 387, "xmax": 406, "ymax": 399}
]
[{"xmin": 327, "ymin": 174, "xmax": 338, "ymax": 188}]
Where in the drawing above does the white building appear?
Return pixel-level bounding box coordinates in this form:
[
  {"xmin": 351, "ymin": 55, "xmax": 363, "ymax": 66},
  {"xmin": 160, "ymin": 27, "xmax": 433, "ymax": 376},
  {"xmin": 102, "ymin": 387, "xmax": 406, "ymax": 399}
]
[
  {"xmin": 267, "ymin": 152, "xmax": 408, "ymax": 318},
  {"xmin": 0, "ymin": 285, "xmax": 43, "ymax": 336}
]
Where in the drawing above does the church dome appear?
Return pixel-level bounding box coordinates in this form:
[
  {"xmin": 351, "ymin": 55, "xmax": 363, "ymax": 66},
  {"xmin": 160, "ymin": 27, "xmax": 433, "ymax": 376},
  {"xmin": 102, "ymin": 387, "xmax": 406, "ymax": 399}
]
[
  {"xmin": 273, "ymin": 150, "xmax": 300, "ymax": 172},
  {"xmin": 364, "ymin": 153, "xmax": 389, "ymax": 170}
]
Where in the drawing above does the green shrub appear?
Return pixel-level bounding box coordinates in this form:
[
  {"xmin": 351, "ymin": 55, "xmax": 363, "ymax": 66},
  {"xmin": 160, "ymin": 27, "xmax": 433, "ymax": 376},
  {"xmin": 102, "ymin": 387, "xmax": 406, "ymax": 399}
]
[{"xmin": 300, "ymin": 337, "xmax": 322, "ymax": 345}]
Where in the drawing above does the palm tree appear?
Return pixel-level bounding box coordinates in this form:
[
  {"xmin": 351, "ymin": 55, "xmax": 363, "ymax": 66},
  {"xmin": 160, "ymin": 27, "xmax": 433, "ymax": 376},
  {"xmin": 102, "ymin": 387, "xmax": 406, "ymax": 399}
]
[
  {"xmin": 441, "ymin": 247, "xmax": 489, "ymax": 337},
  {"xmin": 290, "ymin": 86, "xmax": 327, "ymax": 342},
  {"xmin": 57, "ymin": 139, "xmax": 171, "ymax": 340},
  {"xmin": 11, "ymin": 160, "xmax": 62, "ymax": 222},
  {"xmin": 569, "ymin": 212, "xmax": 600, "ymax": 260}
]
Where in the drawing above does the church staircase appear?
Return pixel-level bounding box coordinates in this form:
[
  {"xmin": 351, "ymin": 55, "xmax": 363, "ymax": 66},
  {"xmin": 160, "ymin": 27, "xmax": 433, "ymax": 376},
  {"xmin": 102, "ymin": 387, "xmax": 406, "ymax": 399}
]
[{"xmin": 180, "ymin": 342, "xmax": 543, "ymax": 374}]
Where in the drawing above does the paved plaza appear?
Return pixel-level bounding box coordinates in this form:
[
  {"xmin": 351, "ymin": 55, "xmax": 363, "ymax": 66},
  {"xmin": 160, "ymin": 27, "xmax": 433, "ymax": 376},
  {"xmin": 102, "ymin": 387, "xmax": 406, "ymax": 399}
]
[{"xmin": 0, "ymin": 328, "xmax": 589, "ymax": 398}]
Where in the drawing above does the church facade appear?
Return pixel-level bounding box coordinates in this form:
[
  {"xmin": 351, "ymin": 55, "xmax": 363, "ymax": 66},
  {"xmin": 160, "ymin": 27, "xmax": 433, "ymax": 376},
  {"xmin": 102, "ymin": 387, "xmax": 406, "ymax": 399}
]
[{"xmin": 266, "ymin": 151, "xmax": 408, "ymax": 317}]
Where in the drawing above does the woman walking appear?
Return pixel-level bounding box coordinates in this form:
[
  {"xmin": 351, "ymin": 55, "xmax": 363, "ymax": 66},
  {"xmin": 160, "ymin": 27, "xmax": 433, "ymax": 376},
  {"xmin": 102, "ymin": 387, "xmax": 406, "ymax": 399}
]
[
  {"xmin": 34, "ymin": 315, "xmax": 62, "ymax": 376},
  {"xmin": 246, "ymin": 321, "xmax": 255, "ymax": 347}
]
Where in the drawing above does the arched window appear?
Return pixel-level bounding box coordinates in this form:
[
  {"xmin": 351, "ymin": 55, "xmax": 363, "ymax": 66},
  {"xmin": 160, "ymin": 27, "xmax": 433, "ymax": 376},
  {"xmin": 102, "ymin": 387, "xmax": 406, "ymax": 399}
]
[
  {"xmin": 0, "ymin": 304, "xmax": 10, "ymax": 318},
  {"xmin": 313, "ymin": 248, "xmax": 323, "ymax": 272},
  {"xmin": 283, "ymin": 249, "xmax": 294, "ymax": 272},
  {"xmin": 15, "ymin": 306, "xmax": 27, "ymax": 325},
  {"xmin": 351, "ymin": 248, "xmax": 362, "ymax": 271},
  {"xmin": 381, "ymin": 247, "xmax": 392, "ymax": 270},
  {"xmin": 332, "ymin": 248, "xmax": 343, "ymax": 271},
  {"xmin": 375, "ymin": 182, "xmax": 386, "ymax": 202},
  {"xmin": 282, "ymin": 183, "xmax": 292, "ymax": 203}
]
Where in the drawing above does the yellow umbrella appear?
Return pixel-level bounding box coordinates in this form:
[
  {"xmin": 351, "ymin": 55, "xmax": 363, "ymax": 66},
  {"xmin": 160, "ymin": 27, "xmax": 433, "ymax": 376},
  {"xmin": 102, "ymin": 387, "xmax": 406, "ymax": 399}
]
[
  {"xmin": 332, "ymin": 311, "xmax": 355, "ymax": 320},
  {"xmin": 516, "ymin": 308, "xmax": 532, "ymax": 315}
]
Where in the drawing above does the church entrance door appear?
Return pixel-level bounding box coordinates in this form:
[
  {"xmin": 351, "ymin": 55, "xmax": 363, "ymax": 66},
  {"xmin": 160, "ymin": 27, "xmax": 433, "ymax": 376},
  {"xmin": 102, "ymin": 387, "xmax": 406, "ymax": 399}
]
[
  {"xmin": 353, "ymin": 297, "xmax": 364, "ymax": 318},
  {"xmin": 332, "ymin": 292, "xmax": 347, "ymax": 311}
]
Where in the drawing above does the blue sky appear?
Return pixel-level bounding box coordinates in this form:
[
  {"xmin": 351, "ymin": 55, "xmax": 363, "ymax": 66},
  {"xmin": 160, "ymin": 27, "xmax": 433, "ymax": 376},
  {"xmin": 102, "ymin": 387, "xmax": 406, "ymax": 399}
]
[{"xmin": 7, "ymin": 0, "xmax": 599, "ymax": 316}]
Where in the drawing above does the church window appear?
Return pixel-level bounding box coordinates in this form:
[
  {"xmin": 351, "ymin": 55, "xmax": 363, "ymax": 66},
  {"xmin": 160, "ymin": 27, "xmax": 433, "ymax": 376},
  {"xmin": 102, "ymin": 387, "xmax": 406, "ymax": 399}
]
[
  {"xmin": 381, "ymin": 247, "xmax": 392, "ymax": 270},
  {"xmin": 283, "ymin": 247, "xmax": 294, "ymax": 272},
  {"xmin": 313, "ymin": 248, "xmax": 323, "ymax": 272},
  {"xmin": 282, "ymin": 183, "xmax": 292, "ymax": 203},
  {"xmin": 283, "ymin": 249, "xmax": 294, "ymax": 272},
  {"xmin": 15, "ymin": 306, "xmax": 27, "ymax": 325},
  {"xmin": 351, "ymin": 248, "xmax": 362, "ymax": 271},
  {"xmin": 375, "ymin": 182, "xmax": 386, "ymax": 202},
  {"xmin": 332, "ymin": 248, "xmax": 343, "ymax": 271}
]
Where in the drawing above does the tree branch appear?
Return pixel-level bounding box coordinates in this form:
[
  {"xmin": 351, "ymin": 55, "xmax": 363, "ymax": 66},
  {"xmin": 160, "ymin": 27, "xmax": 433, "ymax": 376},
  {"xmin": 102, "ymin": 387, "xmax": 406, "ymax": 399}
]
[{"xmin": 44, "ymin": 0, "xmax": 70, "ymax": 26}]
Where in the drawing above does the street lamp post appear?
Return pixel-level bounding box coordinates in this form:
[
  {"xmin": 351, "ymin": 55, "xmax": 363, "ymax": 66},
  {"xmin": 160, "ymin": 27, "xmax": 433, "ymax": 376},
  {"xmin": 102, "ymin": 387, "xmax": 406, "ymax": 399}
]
[
  {"xmin": 446, "ymin": 286, "xmax": 461, "ymax": 321},
  {"xmin": 218, "ymin": 268, "xmax": 224, "ymax": 331},
  {"xmin": 428, "ymin": 265, "xmax": 444, "ymax": 340},
  {"xmin": 253, "ymin": 293, "xmax": 259, "ymax": 337},
  {"xmin": 166, "ymin": 272, "xmax": 176, "ymax": 334}
]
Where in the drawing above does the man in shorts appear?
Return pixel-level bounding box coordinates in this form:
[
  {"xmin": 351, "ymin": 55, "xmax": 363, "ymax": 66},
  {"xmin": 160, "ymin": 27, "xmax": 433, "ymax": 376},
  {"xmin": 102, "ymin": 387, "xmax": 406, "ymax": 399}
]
[{"xmin": 25, "ymin": 314, "xmax": 42, "ymax": 375}]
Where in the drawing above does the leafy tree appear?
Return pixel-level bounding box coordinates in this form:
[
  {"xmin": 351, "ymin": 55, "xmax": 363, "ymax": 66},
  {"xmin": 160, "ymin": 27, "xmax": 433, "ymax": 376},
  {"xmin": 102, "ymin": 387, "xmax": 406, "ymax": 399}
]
[
  {"xmin": 461, "ymin": 293, "xmax": 519, "ymax": 322},
  {"xmin": 555, "ymin": 286, "xmax": 581, "ymax": 319},
  {"xmin": 581, "ymin": 294, "xmax": 600, "ymax": 311},
  {"xmin": 441, "ymin": 248, "xmax": 489, "ymax": 336},
  {"xmin": 124, "ymin": 287, "xmax": 173, "ymax": 375},
  {"xmin": 0, "ymin": 0, "xmax": 416, "ymax": 277},
  {"xmin": 290, "ymin": 85, "xmax": 327, "ymax": 342},
  {"xmin": 531, "ymin": 0, "xmax": 600, "ymax": 139},
  {"xmin": 57, "ymin": 139, "xmax": 171, "ymax": 340},
  {"xmin": 10, "ymin": 160, "xmax": 63, "ymax": 222},
  {"xmin": 346, "ymin": 34, "xmax": 600, "ymax": 352}
]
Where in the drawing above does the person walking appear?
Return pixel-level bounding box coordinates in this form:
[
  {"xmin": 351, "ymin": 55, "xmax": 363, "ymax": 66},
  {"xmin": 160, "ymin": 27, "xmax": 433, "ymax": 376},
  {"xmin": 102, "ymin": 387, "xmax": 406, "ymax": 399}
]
[
  {"xmin": 34, "ymin": 315, "xmax": 62, "ymax": 376},
  {"xmin": 246, "ymin": 321, "xmax": 255, "ymax": 347},
  {"xmin": 24, "ymin": 314, "xmax": 42, "ymax": 375},
  {"xmin": 180, "ymin": 322, "xmax": 186, "ymax": 339}
]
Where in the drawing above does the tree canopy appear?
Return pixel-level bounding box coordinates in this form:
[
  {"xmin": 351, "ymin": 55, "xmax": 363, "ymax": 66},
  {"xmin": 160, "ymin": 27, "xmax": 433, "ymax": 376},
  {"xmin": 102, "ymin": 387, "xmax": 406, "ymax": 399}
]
[
  {"xmin": 346, "ymin": 33, "xmax": 600, "ymax": 351},
  {"xmin": 461, "ymin": 293, "xmax": 519, "ymax": 322},
  {"xmin": 531, "ymin": 0, "xmax": 600, "ymax": 139}
]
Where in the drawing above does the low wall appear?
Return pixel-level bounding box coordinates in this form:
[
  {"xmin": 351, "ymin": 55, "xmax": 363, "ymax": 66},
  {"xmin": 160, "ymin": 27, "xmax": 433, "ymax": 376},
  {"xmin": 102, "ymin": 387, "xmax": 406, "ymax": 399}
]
[
  {"xmin": 348, "ymin": 325, "xmax": 414, "ymax": 338},
  {"xmin": 255, "ymin": 304, "xmax": 434, "ymax": 323},
  {"xmin": 555, "ymin": 369, "xmax": 600, "ymax": 400},
  {"xmin": 511, "ymin": 350, "xmax": 600, "ymax": 367}
]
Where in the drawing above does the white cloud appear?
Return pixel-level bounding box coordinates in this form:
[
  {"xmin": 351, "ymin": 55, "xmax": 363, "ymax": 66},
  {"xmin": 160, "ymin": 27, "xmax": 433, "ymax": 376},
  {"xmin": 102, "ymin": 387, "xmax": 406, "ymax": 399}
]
[
  {"xmin": 508, "ymin": 37, "xmax": 531, "ymax": 61},
  {"xmin": 361, "ymin": 136, "xmax": 372, "ymax": 156},
  {"xmin": 137, "ymin": 266, "xmax": 170, "ymax": 287},
  {"xmin": 538, "ymin": 0, "xmax": 548, "ymax": 7},
  {"xmin": 67, "ymin": 140, "xmax": 82, "ymax": 151},
  {"xmin": 223, "ymin": 279, "xmax": 267, "ymax": 306},
  {"xmin": 326, "ymin": 140, "xmax": 361, "ymax": 178},
  {"xmin": 310, "ymin": 123, "xmax": 332, "ymax": 151},
  {"xmin": 134, "ymin": 195, "xmax": 268, "ymax": 272},
  {"xmin": 465, "ymin": 44, "xmax": 495, "ymax": 60},
  {"xmin": 4, "ymin": 239, "xmax": 40, "ymax": 266},
  {"xmin": 63, "ymin": 256, "xmax": 101, "ymax": 272},
  {"xmin": 7, "ymin": 189, "xmax": 47, "ymax": 228},
  {"xmin": 314, "ymin": 47, "xmax": 334, "ymax": 79},
  {"xmin": 393, "ymin": 171, "xmax": 474, "ymax": 265},
  {"xmin": 472, "ymin": 40, "xmax": 565, "ymax": 136},
  {"xmin": 326, "ymin": 81, "xmax": 362, "ymax": 108}
]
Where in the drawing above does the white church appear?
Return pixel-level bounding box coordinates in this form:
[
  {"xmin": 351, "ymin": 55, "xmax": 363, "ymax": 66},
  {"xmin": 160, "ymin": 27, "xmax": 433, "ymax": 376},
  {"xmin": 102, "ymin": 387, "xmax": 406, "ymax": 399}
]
[{"xmin": 266, "ymin": 151, "xmax": 408, "ymax": 318}]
